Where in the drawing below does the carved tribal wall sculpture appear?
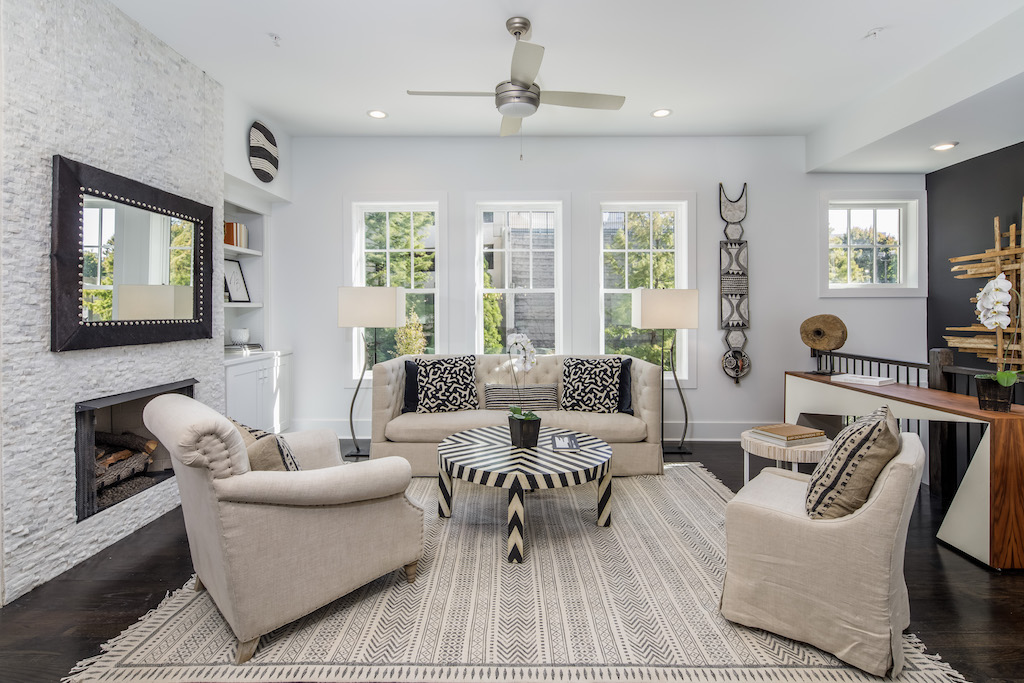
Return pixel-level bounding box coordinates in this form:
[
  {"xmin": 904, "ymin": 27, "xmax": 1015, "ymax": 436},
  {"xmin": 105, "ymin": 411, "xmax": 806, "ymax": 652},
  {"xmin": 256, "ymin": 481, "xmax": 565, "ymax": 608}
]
[{"xmin": 720, "ymin": 183, "xmax": 751, "ymax": 384}]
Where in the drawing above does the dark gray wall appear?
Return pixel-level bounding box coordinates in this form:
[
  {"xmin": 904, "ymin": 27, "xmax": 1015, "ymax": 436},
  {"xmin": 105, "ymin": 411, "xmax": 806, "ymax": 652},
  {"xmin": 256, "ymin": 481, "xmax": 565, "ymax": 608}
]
[{"xmin": 926, "ymin": 141, "xmax": 1024, "ymax": 368}]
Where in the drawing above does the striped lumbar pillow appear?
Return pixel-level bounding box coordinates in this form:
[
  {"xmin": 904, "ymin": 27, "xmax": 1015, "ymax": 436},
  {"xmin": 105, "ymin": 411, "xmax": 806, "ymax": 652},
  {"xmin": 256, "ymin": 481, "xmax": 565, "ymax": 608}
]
[
  {"xmin": 805, "ymin": 405, "xmax": 902, "ymax": 519},
  {"xmin": 485, "ymin": 383, "xmax": 558, "ymax": 412}
]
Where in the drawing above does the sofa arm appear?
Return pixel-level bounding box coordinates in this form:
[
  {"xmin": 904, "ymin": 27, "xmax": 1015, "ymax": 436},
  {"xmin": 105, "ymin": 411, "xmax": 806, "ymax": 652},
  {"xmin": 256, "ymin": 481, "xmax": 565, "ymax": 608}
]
[
  {"xmin": 630, "ymin": 357, "xmax": 662, "ymax": 444},
  {"xmin": 213, "ymin": 456, "xmax": 412, "ymax": 506},
  {"xmin": 282, "ymin": 429, "xmax": 342, "ymax": 470},
  {"xmin": 372, "ymin": 357, "xmax": 408, "ymax": 443}
]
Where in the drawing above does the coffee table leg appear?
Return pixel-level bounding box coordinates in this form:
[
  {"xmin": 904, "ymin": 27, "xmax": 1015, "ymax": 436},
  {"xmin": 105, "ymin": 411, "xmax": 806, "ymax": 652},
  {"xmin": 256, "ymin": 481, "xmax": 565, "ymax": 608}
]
[
  {"xmin": 597, "ymin": 468, "xmax": 612, "ymax": 527},
  {"xmin": 507, "ymin": 480, "xmax": 525, "ymax": 563},
  {"xmin": 438, "ymin": 465, "xmax": 452, "ymax": 518}
]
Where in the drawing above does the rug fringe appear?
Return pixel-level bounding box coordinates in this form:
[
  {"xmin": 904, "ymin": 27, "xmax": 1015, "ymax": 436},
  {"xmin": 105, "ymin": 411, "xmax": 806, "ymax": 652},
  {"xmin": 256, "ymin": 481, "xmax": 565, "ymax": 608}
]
[
  {"xmin": 61, "ymin": 577, "xmax": 198, "ymax": 682},
  {"xmin": 904, "ymin": 633, "xmax": 970, "ymax": 682}
]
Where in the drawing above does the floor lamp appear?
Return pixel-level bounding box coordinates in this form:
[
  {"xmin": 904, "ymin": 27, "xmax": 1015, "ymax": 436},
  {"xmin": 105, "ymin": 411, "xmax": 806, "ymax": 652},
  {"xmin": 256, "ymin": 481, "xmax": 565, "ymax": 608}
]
[
  {"xmin": 337, "ymin": 286, "xmax": 405, "ymax": 458},
  {"xmin": 632, "ymin": 288, "xmax": 699, "ymax": 456}
]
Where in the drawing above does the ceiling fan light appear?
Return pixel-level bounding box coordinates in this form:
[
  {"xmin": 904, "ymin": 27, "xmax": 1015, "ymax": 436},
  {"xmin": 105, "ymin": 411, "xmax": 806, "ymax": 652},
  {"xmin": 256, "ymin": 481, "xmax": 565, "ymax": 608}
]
[{"xmin": 497, "ymin": 100, "xmax": 538, "ymax": 117}]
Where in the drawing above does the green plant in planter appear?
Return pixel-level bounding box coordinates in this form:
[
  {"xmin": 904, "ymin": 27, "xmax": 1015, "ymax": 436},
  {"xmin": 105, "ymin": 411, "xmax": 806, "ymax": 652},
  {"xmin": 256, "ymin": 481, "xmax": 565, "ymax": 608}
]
[{"xmin": 508, "ymin": 405, "xmax": 538, "ymax": 421}]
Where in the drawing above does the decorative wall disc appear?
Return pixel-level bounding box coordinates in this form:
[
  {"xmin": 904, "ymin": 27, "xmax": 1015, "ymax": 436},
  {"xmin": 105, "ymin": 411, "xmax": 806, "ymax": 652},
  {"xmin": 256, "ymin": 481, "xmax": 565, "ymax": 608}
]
[
  {"xmin": 722, "ymin": 349, "xmax": 751, "ymax": 380},
  {"xmin": 248, "ymin": 121, "xmax": 279, "ymax": 183}
]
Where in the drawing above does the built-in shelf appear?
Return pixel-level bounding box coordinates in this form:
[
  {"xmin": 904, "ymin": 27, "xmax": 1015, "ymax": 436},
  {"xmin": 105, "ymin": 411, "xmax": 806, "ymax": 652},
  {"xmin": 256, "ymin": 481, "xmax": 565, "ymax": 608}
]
[
  {"xmin": 224, "ymin": 244, "xmax": 262, "ymax": 258},
  {"xmin": 225, "ymin": 302, "xmax": 263, "ymax": 309}
]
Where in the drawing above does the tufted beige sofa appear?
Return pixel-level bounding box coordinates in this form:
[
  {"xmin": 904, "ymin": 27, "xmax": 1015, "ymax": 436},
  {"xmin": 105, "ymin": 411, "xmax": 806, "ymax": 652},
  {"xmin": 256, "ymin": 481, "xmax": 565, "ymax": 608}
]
[{"xmin": 371, "ymin": 354, "xmax": 663, "ymax": 476}]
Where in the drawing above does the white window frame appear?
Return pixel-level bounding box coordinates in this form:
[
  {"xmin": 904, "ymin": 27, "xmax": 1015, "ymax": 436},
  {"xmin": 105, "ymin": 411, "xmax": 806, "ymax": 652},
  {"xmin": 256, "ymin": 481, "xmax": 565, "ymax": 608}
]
[
  {"xmin": 346, "ymin": 195, "xmax": 446, "ymax": 382},
  {"xmin": 473, "ymin": 197, "xmax": 566, "ymax": 355},
  {"xmin": 597, "ymin": 193, "xmax": 697, "ymax": 386},
  {"xmin": 819, "ymin": 190, "xmax": 927, "ymax": 298}
]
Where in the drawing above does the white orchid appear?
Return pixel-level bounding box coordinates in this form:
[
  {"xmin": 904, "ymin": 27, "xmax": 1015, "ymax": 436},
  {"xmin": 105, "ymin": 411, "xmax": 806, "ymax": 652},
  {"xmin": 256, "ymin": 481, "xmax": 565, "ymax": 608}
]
[
  {"xmin": 977, "ymin": 273, "xmax": 1013, "ymax": 330},
  {"xmin": 507, "ymin": 333, "xmax": 537, "ymax": 372}
]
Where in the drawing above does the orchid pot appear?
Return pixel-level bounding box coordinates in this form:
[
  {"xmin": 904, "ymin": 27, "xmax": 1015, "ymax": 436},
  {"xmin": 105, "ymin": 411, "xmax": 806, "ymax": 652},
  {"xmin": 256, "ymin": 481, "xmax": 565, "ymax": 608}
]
[{"xmin": 509, "ymin": 408, "xmax": 541, "ymax": 448}]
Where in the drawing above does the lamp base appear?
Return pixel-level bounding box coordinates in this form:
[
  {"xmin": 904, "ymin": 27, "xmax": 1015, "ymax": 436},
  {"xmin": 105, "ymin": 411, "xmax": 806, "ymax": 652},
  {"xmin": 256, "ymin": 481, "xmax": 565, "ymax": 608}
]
[
  {"xmin": 662, "ymin": 443, "xmax": 692, "ymax": 457},
  {"xmin": 342, "ymin": 439, "xmax": 369, "ymax": 460}
]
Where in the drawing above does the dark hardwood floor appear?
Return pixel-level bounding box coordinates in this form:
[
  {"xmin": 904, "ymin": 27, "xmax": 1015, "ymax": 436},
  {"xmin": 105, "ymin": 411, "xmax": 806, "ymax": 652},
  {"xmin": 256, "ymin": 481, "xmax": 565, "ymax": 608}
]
[{"xmin": 0, "ymin": 442, "xmax": 1020, "ymax": 682}]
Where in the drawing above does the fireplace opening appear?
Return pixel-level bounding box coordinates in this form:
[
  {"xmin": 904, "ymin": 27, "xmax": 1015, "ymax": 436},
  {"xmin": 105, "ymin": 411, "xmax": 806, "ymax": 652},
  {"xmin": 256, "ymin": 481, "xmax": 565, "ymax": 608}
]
[{"xmin": 76, "ymin": 379, "xmax": 197, "ymax": 521}]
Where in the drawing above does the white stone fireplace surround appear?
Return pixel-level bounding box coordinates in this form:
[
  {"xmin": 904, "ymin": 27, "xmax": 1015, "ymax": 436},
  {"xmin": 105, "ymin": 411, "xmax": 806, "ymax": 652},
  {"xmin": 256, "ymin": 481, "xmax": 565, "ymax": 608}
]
[{"xmin": 0, "ymin": 0, "xmax": 226, "ymax": 603}]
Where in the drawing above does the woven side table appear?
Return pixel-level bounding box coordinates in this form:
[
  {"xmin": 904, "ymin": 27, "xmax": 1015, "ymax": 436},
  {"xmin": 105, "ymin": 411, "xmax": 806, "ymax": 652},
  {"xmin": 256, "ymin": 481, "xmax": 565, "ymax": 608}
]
[{"xmin": 740, "ymin": 430, "xmax": 832, "ymax": 485}]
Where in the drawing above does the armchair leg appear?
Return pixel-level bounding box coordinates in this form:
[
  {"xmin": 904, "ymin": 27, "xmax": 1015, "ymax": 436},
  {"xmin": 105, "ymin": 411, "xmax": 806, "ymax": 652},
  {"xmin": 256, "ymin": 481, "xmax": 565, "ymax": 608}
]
[
  {"xmin": 403, "ymin": 561, "xmax": 418, "ymax": 583},
  {"xmin": 194, "ymin": 575, "xmax": 205, "ymax": 592},
  {"xmin": 236, "ymin": 637, "xmax": 259, "ymax": 664}
]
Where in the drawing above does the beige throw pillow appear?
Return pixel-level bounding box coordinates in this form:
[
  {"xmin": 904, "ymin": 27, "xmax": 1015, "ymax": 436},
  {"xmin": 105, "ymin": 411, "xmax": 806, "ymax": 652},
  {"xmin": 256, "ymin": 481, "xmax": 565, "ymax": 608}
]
[
  {"xmin": 805, "ymin": 406, "xmax": 901, "ymax": 519},
  {"xmin": 230, "ymin": 419, "xmax": 300, "ymax": 472}
]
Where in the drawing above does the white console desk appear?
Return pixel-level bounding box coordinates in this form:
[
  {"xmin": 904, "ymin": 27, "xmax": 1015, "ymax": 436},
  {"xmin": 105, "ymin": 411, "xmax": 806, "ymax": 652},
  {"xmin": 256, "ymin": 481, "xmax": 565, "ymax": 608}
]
[{"xmin": 785, "ymin": 371, "xmax": 1024, "ymax": 570}]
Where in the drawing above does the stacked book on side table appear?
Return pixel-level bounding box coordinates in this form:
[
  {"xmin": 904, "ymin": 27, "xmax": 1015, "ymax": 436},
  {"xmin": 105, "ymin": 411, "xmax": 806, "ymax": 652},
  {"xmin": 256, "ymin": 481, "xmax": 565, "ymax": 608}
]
[{"xmin": 750, "ymin": 423, "xmax": 826, "ymax": 447}]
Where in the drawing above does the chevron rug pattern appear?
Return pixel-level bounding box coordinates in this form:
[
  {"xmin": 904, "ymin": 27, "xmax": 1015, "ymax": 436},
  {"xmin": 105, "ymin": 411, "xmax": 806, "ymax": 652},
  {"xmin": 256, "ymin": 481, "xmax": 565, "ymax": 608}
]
[{"xmin": 66, "ymin": 465, "xmax": 962, "ymax": 682}]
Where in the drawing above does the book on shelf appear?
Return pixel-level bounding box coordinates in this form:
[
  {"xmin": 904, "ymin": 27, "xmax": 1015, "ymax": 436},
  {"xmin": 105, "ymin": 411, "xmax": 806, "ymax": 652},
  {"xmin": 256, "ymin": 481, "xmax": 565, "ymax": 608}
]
[
  {"xmin": 830, "ymin": 373, "xmax": 896, "ymax": 386},
  {"xmin": 750, "ymin": 423, "xmax": 827, "ymax": 447},
  {"xmin": 224, "ymin": 222, "xmax": 248, "ymax": 249}
]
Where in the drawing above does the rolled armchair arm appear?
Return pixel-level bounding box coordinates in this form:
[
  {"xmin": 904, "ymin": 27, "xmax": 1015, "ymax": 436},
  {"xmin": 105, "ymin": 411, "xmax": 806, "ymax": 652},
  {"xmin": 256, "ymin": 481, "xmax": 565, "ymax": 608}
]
[
  {"xmin": 213, "ymin": 456, "xmax": 412, "ymax": 507},
  {"xmin": 282, "ymin": 429, "xmax": 342, "ymax": 470}
]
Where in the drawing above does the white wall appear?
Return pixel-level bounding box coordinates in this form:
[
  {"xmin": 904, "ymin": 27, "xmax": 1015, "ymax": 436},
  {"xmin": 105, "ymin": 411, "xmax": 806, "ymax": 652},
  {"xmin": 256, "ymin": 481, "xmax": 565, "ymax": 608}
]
[
  {"xmin": 0, "ymin": 0, "xmax": 224, "ymax": 603},
  {"xmin": 271, "ymin": 135, "xmax": 926, "ymax": 442}
]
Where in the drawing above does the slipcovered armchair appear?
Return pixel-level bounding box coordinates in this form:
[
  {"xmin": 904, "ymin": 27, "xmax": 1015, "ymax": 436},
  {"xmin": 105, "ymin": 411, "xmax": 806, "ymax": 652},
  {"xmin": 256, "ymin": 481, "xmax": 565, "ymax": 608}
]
[
  {"xmin": 143, "ymin": 394, "xmax": 424, "ymax": 664},
  {"xmin": 719, "ymin": 433, "xmax": 925, "ymax": 677}
]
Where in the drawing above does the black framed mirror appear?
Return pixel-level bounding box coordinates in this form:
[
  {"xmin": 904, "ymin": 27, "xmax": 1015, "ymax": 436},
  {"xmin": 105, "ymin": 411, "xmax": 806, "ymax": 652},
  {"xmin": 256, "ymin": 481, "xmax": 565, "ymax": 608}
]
[{"xmin": 51, "ymin": 155, "xmax": 214, "ymax": 351}]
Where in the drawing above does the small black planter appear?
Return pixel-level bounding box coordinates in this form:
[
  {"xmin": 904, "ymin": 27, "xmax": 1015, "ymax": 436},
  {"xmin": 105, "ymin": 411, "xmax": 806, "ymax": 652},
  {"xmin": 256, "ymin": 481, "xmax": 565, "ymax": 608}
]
[
  {"xmin": 976, "ymin": 377, "xmax": 1014, "ymax": 412},
  {"xmin": 509, "ymin": 415, "xmax": 541, "ymax": 448}
]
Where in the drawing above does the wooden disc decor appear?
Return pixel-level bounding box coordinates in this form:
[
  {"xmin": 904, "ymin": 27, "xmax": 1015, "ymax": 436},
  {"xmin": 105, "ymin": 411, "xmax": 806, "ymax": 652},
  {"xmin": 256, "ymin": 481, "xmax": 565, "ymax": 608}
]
[
  {"xmin": 799, "ymin": 314, "xmax": 848, "ymax": 351},
  {"xmin": 248, "ymin": 121, "xmax": 279, "ymax": 183}
]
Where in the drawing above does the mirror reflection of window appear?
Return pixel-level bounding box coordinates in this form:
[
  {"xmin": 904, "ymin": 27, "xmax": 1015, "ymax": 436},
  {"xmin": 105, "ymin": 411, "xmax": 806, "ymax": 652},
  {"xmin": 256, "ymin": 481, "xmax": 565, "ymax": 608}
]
[
  {"xmin": 82, "ymin": 206, "xmax": 116, "ymax": 321},
  {"xmin": 80, "ymin": 197, "xmax": 195, "ymax": 322}
]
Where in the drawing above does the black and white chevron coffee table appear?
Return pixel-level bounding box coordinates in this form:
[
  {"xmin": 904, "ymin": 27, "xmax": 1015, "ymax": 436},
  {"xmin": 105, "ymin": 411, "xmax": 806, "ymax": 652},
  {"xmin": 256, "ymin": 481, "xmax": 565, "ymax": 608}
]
[{"xmin": 438, "ymin": 425, "xmax": 612, "ymax": 563}]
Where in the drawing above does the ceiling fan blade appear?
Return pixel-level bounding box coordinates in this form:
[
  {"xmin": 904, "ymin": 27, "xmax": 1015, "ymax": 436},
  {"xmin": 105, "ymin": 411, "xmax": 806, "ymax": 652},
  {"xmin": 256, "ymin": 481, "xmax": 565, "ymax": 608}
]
[
  {"xmin": 510, "ymin": 41, "xmax": 544, "ymax": 86},
  {"xmin": 500, "ymin": 116, "xmax": 522, "ymax": 137},
  {"xmin": 540, "ymin": 91, "xmax": 626, "ymax": 110},
  {"xmin": 406, "ymin": 90, "xmax": 492, "ymax": 97}
]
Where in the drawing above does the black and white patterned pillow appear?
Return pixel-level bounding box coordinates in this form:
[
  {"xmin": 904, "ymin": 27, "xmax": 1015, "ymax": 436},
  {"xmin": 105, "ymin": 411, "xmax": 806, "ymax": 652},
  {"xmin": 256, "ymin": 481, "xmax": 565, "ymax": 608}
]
[
  {"xmin": 561, "ymin": 357, "xmax": 621, "ymax": 413},
  {"xmin": 231, "ymin": 419, "xmax": 300, "ymax": 472},
  {"xmin": 485, "ymin": 383, "xmax": 558, "ymax": 411},
  {"xmin": 805, "ymin": 406, "xmax": 901, "ymax": 519},
  {"xmin": 414, "ymin": 356, "xmax": 479, "ymax": 413}
]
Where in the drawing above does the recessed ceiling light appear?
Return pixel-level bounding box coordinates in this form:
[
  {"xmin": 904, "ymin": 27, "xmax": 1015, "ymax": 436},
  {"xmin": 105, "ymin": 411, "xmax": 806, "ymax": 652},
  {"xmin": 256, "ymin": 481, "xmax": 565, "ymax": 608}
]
[
  {"xmin": 651, "ymin": 109, "xmax": 672, "ymax": 118},
  {"xmin": 367, "ymin": 110, "xmax": 388, "ymax": 119},
  {"xmin": 930, "ymin": 141, "xmax": 959, "ymax": 151}
]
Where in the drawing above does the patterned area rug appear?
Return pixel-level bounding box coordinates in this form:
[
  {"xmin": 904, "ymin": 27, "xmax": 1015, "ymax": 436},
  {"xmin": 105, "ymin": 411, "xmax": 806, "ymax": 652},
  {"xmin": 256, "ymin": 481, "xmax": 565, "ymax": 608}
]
[{"xmin": 66, "ymin": 465, "xmax": 963, "ymax": 682}]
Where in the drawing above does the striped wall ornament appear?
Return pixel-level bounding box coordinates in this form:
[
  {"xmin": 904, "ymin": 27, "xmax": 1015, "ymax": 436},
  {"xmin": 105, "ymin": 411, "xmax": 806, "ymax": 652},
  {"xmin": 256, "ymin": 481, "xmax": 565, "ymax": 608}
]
[{"xmin": 248, "ymin": 121, "xmax": 279, "ymax": 183}]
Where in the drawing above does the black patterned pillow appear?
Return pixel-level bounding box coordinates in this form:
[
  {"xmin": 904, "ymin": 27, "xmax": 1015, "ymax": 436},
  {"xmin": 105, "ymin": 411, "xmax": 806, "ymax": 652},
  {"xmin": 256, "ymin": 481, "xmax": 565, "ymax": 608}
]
[
  {"xmin": 414, "ymin": 356, "xmax": 479, "ymax": 413},
  {"xmin": 230, "ymin": 419, "xmax": 300, "ymax": 472},
  {"xmin": 485, "ymin": 383, "xmax": 558, "ymax": 411},
  {"xmin": 805, "ymin": 406, "xmax": 901, "ymax": 519},
  {"xmin": 561, "ymin": 357, "xmax": 621, "ymax": 413}
]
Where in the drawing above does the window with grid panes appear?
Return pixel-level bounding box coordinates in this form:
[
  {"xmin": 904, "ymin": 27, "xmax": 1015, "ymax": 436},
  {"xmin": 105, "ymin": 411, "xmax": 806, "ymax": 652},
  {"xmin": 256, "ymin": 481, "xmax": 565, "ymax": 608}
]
[
  {"xmin": 600, "ymin": 206, "xmax": 682, "ymax": 370},
  {"xmin": 361, "ymin": 208, "xmax": 437, "ymax": 362},
  {"xmin": 828, "ymin": 205, "xmax": 902, "ymax": 286},
  {"xmin": 480, "ymin": 207, "xmax": 558, "ymax": 353}
]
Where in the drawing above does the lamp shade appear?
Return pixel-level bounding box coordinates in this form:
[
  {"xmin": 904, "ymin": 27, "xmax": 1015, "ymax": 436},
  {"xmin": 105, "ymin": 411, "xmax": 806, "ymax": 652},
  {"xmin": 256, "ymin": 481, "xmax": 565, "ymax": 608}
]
[
  {"xmin": 631, "ymin": 288, "xmax": 699, "ymax": 330},
  {"xmin": 338, "ymin": 287, "xmax": 406, "ymax": 328}
]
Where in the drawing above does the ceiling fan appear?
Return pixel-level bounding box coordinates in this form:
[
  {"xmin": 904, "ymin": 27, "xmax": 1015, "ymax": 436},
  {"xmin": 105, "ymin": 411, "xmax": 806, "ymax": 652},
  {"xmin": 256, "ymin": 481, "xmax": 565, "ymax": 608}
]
[{"xmin": 407, "ymin": 17, "xmax": 626, "ymax": 137}]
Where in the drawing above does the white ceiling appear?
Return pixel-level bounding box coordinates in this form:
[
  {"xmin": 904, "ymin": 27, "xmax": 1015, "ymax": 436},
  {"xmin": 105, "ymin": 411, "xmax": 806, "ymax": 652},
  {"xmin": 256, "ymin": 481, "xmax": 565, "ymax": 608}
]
[{"xmin": 109, "ymin": 0, "xmax": 1024, "ymax": 173}]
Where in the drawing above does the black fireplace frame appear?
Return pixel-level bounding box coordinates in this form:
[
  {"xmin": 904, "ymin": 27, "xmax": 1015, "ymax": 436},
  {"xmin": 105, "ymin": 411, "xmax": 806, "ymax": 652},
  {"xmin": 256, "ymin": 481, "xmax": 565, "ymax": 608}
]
[{"xmin": 75, "ymin": 378, "xmax": 197, "ymax": 521}]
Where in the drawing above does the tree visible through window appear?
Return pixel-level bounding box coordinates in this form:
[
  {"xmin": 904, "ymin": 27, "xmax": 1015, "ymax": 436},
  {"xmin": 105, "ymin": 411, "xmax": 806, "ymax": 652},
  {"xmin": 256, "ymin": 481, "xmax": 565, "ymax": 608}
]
[
  {"xmin": 601, "ymin": 207, "xmax": 679, "ymax": 370},
  {"xmin": 362, "ymin": 209, "xmax": 437, "ymax": 362},
  {"xmin": 828, "ymin": 206, "xmax": 901, "ymax": 285},
  {"xmin": 480, "ymin": 208, "xmax": 558, "ymax": 354}
]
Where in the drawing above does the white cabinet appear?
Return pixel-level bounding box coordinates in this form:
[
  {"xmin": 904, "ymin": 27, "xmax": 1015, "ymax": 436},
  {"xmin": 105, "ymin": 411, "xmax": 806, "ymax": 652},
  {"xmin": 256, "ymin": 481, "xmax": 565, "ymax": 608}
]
[{"xmin": 225, "ymin": 352, "xmax": 292, "ymax": 432}]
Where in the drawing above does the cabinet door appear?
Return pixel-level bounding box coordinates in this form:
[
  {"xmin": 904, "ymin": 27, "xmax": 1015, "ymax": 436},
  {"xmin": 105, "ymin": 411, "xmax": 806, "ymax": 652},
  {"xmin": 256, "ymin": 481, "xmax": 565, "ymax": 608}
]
[{"xmin": 226, "ymin": 361, "xmax": 264, "ymax": 429}]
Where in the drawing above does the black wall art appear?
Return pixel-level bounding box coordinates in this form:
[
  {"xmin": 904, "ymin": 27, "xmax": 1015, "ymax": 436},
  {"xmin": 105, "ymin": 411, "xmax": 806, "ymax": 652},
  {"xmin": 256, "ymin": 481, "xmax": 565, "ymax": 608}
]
[{"xmin": 719, "ymin": 183, "xmax": 751, "ymax": 383}]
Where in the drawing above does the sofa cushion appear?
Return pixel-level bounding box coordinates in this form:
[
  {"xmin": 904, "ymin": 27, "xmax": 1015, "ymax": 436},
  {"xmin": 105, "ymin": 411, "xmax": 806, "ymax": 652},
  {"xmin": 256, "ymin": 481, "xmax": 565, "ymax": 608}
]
[
  {"xmin": 562, "ymin": 357, "xmax": 621, "ymax": 413},
  {"xmin": 618, "ymin": 357, "xmax": 633, "ymax": 415},
  {"xmin": 384, "ymin": 409, "xmax": 647, "ymax": 444},
  {"xmin": 230, "ymin": 419, "xmax": 301, "ymax": 472},
  {"xmin": 485, "ymin": 383, "xmax": 558, "ymax": 411},
  {"xmin": 805, "ymin": 406, "xmax": 901, "ymax": 519},
  {"xmin": 414, "ymin": 355, "xmax": 479, "ymax": 413},
  {"xmin": 401, "ymin": 360, "xmax": 419, "ymax": 413}
]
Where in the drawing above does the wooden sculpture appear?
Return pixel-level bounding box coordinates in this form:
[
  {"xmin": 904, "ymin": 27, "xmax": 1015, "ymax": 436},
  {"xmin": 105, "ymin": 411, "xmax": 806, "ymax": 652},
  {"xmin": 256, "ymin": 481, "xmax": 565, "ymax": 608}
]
[{"xmin": 943, "ymin": 204, "xmax": 1023, "ymax": 370}]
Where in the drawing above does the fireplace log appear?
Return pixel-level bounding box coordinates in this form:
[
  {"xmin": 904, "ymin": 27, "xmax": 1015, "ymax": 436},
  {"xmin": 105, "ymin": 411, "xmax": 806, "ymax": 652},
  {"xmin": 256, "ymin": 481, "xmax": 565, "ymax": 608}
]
[
  {"xmin": 96, "ymin": 449, "xmax": 134, "ymax": 468},
  {"xmin": 95, "ymin": 451, "xmax": 151, "ymax": 490},
  {"xmin": 95, "ymin": 431, "xmax": 158, "ymax": 454}
]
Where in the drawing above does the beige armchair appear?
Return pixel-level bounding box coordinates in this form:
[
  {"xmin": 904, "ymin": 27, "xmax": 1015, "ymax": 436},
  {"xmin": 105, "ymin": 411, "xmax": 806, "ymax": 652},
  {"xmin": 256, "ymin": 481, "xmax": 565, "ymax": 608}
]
[
  {"xmin": 143, "ymin": 394, "xmax": 424, "ymax": 664},
  {"xmin": 719, "ymin": 433, "xmax": 925, "ymax": 677}
]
